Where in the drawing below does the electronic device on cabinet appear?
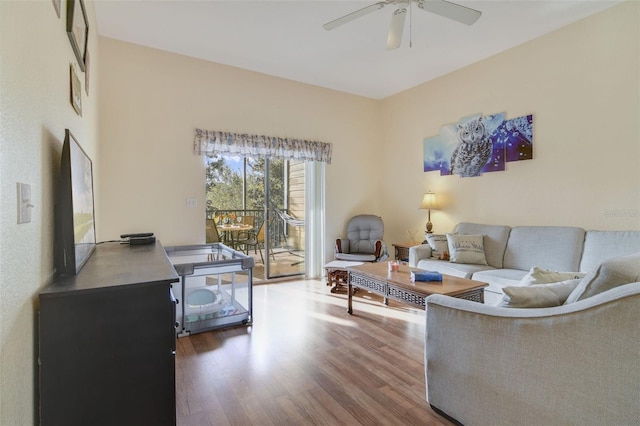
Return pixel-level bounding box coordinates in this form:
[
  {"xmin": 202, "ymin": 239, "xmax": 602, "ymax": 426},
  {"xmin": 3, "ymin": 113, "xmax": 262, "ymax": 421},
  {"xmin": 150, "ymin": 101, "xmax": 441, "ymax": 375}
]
[{"xmin": 56, "ymin": 129, "xmax": 96, "ymax": 275}]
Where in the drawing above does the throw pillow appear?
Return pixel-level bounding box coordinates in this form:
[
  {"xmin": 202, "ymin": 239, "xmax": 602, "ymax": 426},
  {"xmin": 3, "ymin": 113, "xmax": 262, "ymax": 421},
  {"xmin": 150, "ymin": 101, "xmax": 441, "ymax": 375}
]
[
  {"xmin": 500, "ymin": 279, "xmax": 581, "ymax": 308},
  {"xmin": 519, "ymin": 266, "xmax": 586, "ymax": 286},
  {"xmin": 426, "ymin": 234, "xmax": 449, "ymax": 260},
  {"xmin": 565, "ymin": 251, "xmax": 640, "ymax": 304},
  {"xmin": 446, "ymin": 234, "xmax": 487, "ymax": 265}
]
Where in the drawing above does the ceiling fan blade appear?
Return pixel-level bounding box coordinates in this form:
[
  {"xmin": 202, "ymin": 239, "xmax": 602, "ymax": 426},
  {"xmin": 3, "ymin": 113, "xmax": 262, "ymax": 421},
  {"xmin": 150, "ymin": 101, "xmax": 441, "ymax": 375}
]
[
  {"xmin": 386, "ymin": 8, "xmax": 407, "ymax": 50},
  {"xmin": 417, "ymin": 0, "xmax": 482, "ymax": 25},
  {"xmin": 323, "ymin": 1, "xmax": 387, "ymax": 31}
]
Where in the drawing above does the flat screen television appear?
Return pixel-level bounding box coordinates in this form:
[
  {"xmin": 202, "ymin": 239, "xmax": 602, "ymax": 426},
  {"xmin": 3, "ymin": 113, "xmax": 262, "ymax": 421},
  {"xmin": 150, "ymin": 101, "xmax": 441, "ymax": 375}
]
[{"xmin": 56, "ymin": 129, "xmax": 96, "ymax": 275}]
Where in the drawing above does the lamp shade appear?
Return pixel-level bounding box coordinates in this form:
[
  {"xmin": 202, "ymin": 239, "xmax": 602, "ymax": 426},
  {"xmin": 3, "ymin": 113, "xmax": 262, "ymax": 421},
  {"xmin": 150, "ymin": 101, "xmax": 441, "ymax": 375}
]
[{"xmin": 420, "ymin": 192, "xmax": 438, "ymax": 210}]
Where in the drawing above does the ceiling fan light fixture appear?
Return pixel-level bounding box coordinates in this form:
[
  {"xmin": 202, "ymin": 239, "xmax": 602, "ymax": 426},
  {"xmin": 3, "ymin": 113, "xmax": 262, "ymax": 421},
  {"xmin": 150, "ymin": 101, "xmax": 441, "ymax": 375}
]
[
  {"xmin": 323, "ymin": 0, "xmax": 482, "ymax": 49},
  {"xmin": 386, "ymin": 8, "xmax": 407, "ymax": 50}
]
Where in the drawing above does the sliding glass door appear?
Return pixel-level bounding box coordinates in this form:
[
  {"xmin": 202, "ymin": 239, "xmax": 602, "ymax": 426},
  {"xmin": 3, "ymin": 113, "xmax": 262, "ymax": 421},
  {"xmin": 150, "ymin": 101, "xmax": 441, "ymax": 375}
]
[
  {"xmin": 263, "ymin": 158, "xmax": 305, "ymax": 279},
  {"xmin": 205, "ymin": 155, "xmax": 306, "ymax": 280}
]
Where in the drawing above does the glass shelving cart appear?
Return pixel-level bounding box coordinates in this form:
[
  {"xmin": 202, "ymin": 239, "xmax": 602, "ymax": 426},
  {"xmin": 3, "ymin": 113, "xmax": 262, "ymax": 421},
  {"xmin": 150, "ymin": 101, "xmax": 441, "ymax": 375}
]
[{"xmin": 164, "ymin": 243, "xmax": 254, "ymax": 336}]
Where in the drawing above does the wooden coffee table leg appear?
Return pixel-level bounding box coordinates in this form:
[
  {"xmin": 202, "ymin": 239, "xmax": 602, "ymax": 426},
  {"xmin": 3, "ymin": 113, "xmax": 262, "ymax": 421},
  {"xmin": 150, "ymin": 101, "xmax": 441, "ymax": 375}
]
[
  {"xmin": 348, "ymin": 280, "xmax": 353, "ymax": 314},
  {"xmin": 326, "ymin": 269, "xmax": 351, "ymax": 294},
  {"xmin": 327, "ymin": 270, "xmax": 338, "ymax": 293}
]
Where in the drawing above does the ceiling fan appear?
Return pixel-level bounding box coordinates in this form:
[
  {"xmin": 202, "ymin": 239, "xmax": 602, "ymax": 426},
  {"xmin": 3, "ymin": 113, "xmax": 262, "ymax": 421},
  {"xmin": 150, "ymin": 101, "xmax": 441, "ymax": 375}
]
[{"xmin": 323, "ymin": 0, "xmax": 482, "ymax": 50}]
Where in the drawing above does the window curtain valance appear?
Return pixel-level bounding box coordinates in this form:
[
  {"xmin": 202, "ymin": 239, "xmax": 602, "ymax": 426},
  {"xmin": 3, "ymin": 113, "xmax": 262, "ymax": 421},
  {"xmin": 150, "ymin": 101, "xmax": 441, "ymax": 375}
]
[{"xmin": 194, "ymin": 129, "xmax": 332, "ymax": 164}]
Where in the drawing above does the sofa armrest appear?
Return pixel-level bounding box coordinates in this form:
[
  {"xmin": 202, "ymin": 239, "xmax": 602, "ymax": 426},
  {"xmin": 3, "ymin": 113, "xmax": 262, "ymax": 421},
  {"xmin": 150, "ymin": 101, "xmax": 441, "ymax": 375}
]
[
  {"xmin": 409, "ymin": 244, "xmax": 431, "ymax": 267},
  {"xmin": 425, "ymin": 283, "xmax": 640, "ymax": 426}
]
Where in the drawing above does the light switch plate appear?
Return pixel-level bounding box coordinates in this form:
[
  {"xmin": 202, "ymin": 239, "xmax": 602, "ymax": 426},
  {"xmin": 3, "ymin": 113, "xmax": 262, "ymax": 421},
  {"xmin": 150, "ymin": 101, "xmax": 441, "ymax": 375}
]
[{"xmin": 17, "ymin": 182, "xmax": 32, "ymax": 224}]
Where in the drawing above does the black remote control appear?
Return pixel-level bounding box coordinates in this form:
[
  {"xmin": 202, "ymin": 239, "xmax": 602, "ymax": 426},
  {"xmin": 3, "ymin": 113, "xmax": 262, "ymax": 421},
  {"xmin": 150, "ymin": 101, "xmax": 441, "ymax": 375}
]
[
  {"xmin": 120, "ymin": 232, "xmax": 154, "ymax": 238},
  {"xmin": 128, "ymin": 236, "xmax": 156, "ymax": 245}
]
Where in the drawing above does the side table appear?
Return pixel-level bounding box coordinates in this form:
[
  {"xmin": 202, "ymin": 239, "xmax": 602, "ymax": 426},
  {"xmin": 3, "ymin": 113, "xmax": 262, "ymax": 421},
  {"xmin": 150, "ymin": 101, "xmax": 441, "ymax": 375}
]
[
  {"xmin": 324, "ymin": 260, "xmax": 363, "ymax": 293},
  {"xmin": 392, "ymin": 242, "xmax": 420, "ymax": 262}
]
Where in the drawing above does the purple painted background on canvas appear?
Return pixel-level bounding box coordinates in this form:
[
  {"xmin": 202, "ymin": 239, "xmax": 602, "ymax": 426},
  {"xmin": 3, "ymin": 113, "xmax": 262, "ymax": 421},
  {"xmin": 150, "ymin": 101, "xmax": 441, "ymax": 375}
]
[{"xmin": 423, "ymin": 113, "xmax": 533, "ymax": 177}]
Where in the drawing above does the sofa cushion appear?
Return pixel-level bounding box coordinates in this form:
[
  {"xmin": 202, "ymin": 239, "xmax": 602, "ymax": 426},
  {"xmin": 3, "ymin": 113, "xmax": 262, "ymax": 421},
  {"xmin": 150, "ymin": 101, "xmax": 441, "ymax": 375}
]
[
  {"xmin": 335, "ymin": 252, "xmax": 377, "ymax": 262},
  {"xmin": 503, "ymin": 226, "xmax": 585, "ymax": 272},
  {"xmin": 579, "ymin": 230, "xmax": 640, "ymax": 272},
  {"xmin": 454, "ymin": 223, "xmax": 511, "ymax": 268},
  {"xmin": 519, "ymin": 267, "xmax": 586, "ymax": 286},
  {"xmin": 447, "ymin": 234, "xmax": 487, "ymax": 265},
  {"xmin": 472, "ymin": 268, "xmax": 529, "ymax": 294},
  {"xmin": 566, "ymin": 251, "xmax": 640, "ymax": 303},
  {"xmin": 416, "ymin": 258, "xmax": 494, "ymax": 279},
  {"xmin": 501, "ymin": 279, "xmax": 581, "ymax": 308},
  {"xmin": 426, "ymin": 234, "xmax": 449, "ymax": 260}
]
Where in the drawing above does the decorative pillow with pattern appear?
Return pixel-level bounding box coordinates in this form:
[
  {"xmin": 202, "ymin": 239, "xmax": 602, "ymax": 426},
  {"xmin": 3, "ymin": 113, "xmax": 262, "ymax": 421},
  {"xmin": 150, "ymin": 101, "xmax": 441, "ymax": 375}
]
[
  {"xmin": 446, "ymin": 234, "xmax": 487, "ymax": 265},
  {"xmin": 426, "ymin": 234, "xmax": 449, "ymax": 260},
  {"xmin": 519, "ymin": 267, "xmax": 586, "ymax": 286}
]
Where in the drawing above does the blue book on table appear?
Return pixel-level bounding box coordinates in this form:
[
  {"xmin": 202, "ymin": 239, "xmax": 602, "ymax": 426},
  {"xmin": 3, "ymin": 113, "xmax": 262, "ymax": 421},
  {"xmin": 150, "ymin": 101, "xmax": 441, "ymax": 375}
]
[{"xmin": 411, "ymin": 271, "xmax": 443, "ymax": 282}]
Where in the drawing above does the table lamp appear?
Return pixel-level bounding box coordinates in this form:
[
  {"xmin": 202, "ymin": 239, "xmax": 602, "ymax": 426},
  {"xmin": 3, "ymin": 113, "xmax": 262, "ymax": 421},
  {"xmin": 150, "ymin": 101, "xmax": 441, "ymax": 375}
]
[{"xmin": 420, "ymin": 191, "xmax": 438, "ymax": 234}]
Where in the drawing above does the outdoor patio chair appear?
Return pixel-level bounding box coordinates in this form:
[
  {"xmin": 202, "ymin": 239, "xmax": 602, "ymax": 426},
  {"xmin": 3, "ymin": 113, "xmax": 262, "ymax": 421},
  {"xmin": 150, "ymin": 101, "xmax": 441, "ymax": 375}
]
[
  {"xmin": 237, "ymin": 215, "xmax": 255, "ymax": 240},
  {"xmin": 205, "ymin": 219, "xmax": 221, "ymax": 243},
  {"xmin": 235, "ymin": 221, "xmax": 275, "ymax": 264}
]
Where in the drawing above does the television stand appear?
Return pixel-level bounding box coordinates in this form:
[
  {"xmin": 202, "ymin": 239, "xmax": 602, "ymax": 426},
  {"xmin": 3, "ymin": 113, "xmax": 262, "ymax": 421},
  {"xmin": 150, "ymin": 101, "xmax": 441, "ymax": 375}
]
[{"xmin": 39, "ymin": 241, "xmax": 179, "ymax": 425}]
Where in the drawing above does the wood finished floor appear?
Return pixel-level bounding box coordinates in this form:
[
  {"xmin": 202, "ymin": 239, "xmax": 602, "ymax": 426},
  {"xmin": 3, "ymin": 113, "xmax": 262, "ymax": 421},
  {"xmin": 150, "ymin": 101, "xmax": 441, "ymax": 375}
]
[{"xmin": 176, "ymin": 280, "xmax": 453, "ymax": 426}]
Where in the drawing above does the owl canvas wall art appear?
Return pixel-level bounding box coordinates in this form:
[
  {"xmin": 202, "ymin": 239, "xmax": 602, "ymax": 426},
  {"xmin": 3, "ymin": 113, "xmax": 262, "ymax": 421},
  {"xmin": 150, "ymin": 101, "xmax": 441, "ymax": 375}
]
[
  {"xmin": 423, "ymin": 112, "xmax": 533, "ymax": 178},
  {"xmin": 450, "ymin": 117, "xmax": 493, "ymax": 177}
]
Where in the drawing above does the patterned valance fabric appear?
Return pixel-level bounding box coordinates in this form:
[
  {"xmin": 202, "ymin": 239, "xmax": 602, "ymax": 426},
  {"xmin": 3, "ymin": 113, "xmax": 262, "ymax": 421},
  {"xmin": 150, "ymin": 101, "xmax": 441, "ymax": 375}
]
[{"xmin": 194, "ymin": 129, "xmax": 332, "ymax": 164}]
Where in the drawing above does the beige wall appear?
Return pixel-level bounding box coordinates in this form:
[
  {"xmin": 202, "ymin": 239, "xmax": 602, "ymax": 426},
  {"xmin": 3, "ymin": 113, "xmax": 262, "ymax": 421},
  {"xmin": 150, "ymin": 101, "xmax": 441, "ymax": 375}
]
[
  {"xmin": 0, "ymin": 0, "xmax": 99, "ymax": 424},
  {"xmin": 97, "ymin": 38, "xmax": 382, "ymax": 255},
  {"xmin": 380, "ymin": 1, "xmax": 639, "ymax": 242}
]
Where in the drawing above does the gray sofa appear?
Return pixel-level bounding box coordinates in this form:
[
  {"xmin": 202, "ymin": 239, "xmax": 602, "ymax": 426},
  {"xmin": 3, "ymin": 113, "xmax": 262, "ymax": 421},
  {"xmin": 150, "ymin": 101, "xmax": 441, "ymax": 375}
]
[
  {"xmin": 411, "ymin": 223, "xmax": 640, "ymax": 425},
  {"xmin": 425, "ymin": 251, "xmax": 640, "ymax": 425},
  {"xmin": 409, "ymin": 222, "xmax": 640, "ymax": 305}
]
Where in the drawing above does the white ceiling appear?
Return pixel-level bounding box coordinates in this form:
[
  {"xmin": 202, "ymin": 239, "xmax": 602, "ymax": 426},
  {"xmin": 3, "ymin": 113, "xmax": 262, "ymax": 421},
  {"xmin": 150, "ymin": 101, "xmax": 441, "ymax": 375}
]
[{"xmin": 94, "ymin": 0, "xmax": 621, "ymax": 99}]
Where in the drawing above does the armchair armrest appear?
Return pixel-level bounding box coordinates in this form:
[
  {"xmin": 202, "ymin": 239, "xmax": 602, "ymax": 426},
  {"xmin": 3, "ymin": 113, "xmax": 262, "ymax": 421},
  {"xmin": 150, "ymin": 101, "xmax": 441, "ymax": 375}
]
[
  {"xmin": 425, "ymin": 283, "xmax": 640, "ymax": 426},
  {"xmin": 375, "ymin": 241, "xmax": 389, "ymax": 262},
  {"xmin": 409, "ymin": 244, "xmax": 432, "ymax": 267},
  {"xmin": 335, "ymin": 238, "xmax": 350, "ymax": 254}
]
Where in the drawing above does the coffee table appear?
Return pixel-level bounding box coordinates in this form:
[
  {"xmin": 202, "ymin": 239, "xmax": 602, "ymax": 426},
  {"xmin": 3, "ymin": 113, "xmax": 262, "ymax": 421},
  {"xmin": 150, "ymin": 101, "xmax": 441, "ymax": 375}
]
[{"xmin": 346, "ymin": 262, "xmax": 487, "ymax": 314}]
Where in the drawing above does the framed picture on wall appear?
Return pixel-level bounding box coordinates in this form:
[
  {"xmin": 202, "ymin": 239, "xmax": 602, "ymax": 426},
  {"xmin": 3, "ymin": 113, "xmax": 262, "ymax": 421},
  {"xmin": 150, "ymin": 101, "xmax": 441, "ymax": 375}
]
[
  {"xmin": 84, "ymin": 50, "xmax": 90, "ymax": 96},
  {"xmin": 66, "ymin": 0, "xmax": 88, "ymax": 72},
  {"xmin": 52, "ymin": 0, "xmax": 61, "ymax": 18},
  {"xmin": 70, "ymin": 64, "xmax": 82, "ymax": 116}
]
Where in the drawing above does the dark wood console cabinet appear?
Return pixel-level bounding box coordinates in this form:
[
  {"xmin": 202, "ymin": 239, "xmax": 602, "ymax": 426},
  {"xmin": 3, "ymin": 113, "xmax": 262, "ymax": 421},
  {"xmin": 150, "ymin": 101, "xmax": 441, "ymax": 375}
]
[{"xmin": 39, "ymin": 242, "xmax": 179, "ymax": 426}]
